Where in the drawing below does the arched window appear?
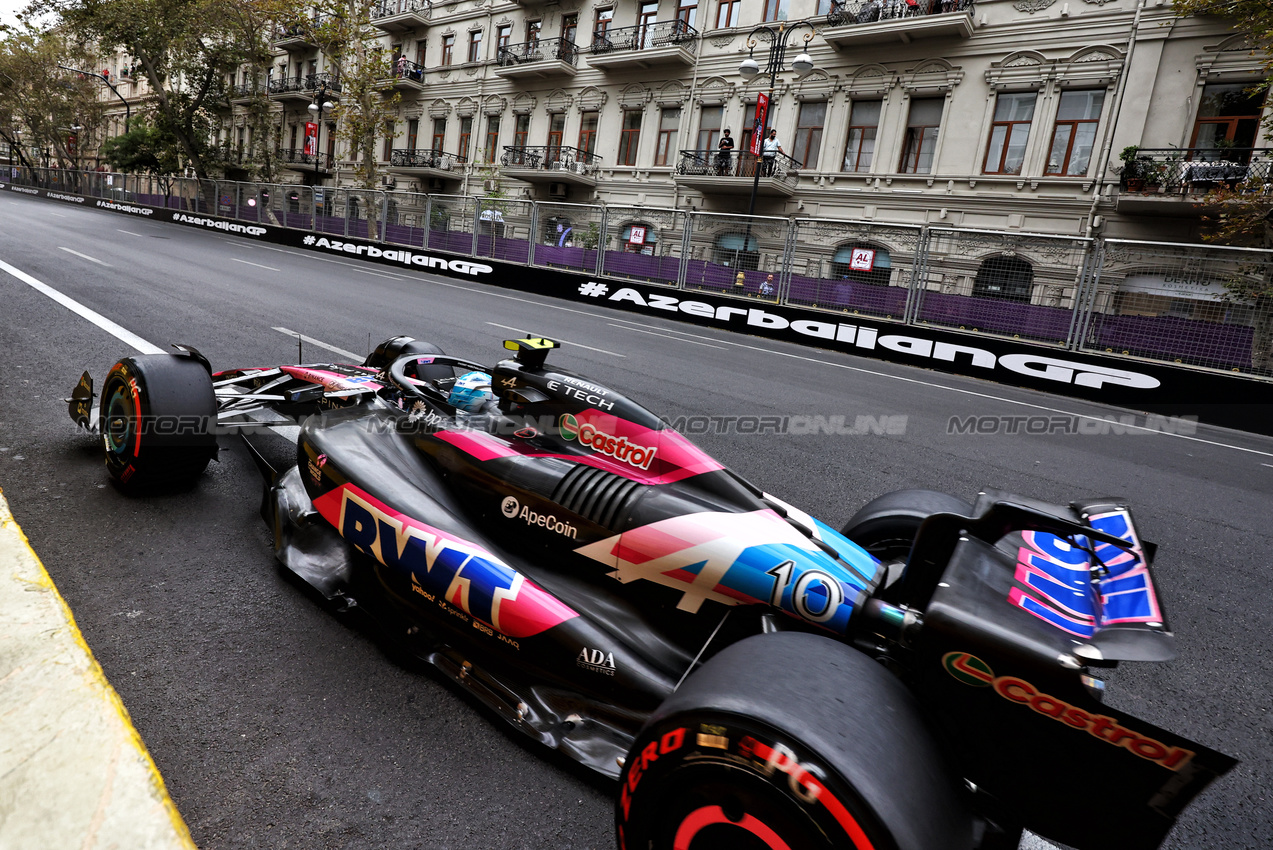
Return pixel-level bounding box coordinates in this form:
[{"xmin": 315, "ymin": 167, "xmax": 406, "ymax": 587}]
[
  {"xmin": 712, "ymin": 231, "xmax": 758, "ymax": 270},
  {"xmin": 830, "ymin": 244, "xmax": 892, "ymax": 286},
  {"xmin": 972, "ymin": 255, "xmax": 1033, "ymax": 301}
]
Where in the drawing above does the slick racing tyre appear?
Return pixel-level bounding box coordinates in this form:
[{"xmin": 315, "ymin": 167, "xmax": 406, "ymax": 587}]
[
  {"xmin": 616, "ymin": 632, "xmax": 972, "ymax": 850},
  {"xmin": 840, "ymin": 489, "xmax": 973, "ymax": 563},
  {"xmin": 99, "ymin": 354, "xmax": 217, "ymax": 491}
]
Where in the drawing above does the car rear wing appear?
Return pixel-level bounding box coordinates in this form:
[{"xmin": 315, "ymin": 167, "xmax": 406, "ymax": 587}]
[{"xmin": 903, "ymin": 489, "xmax": 1173, "ymax": 663}]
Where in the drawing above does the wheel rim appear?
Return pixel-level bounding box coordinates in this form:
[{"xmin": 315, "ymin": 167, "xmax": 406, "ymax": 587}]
[
  {"xmin": 103, "ymin": 382, "xmax": 136, "ymax": 459},
  {"xmin": 648, "ymin": 762, "xmax": 867, "ymax": 850},
  {"xmin": 673, "ymin": 804, "xmax": 793, "ymax": 850}
]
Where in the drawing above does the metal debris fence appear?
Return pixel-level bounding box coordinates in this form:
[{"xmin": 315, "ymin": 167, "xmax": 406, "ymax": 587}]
[{"xmin": 7, "ymin": 165, "xmax": 1271, "ymax": 379}]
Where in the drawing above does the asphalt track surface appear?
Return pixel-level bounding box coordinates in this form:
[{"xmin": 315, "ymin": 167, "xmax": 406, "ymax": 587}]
[{"xmin": 0, "ymin": 193, "xmax": 1269, "ymax": 850}]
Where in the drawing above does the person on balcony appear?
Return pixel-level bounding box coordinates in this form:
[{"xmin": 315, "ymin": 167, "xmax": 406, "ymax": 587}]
[
  {"xmin": 762, "ymin": 129, "xmax": 783, "ymax": 176},
  {"xmin": 717, "ymin": 129, "xmax": 734, "ymax": 175}
]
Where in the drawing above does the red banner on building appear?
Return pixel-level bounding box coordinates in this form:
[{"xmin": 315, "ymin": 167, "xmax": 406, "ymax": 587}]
[
  {"xmin": 303, "ymin": 122, "xmax": 318, "ymax": 156},
  {"xmin": 750, "ymin": 93, "xmax": 769, "ymax": 156}
]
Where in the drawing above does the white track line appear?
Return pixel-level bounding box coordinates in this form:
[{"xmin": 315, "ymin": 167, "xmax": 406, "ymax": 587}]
[
  {"xmin": 271, "ymin": 326, "xmax": 362, "ymax": 361},
  {"xmin": 610, "ymin": 323, "xmax": 727, "ymax": 350},
  {"xmin": 0, "ymin": 259, "xmax": 163, "ymax": 354},
  {"xmin": 231, "ymin": 258, "xmax": 281, "ymax": 272},
  {"xmin": 485, "ymin": 322, "xmax": 625, "ymax": 357},
  {"xmin": 57, "ymin": 246, "xmax": 112, "ymax": 267}
]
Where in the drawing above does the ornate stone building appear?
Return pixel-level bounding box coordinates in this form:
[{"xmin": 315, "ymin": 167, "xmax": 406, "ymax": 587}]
[{"xmin": 213, "ymin": 0, "xmax": 1266, "ymax": 242}]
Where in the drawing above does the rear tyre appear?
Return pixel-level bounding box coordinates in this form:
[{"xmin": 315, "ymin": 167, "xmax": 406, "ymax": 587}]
[
  {"xmin": 99, "ymin": 354, "xmax": 217, "ymax": 491},
  {"xmin": 617, "ymin": 632, "xmax": 972, "ymax": 850},
  {"xmin": 840, "ymin": 489, "xmax": 973, "ymax": 563}
]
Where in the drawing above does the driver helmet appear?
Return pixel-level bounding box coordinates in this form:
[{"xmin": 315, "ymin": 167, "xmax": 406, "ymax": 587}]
[{"xmin": 448, "ymin": 371, "xmax": 493, "ymax": 413}]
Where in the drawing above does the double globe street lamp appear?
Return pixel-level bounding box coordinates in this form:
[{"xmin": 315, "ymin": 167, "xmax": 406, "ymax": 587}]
[
  {"xmin": 307, "ymin": 85, "xmax": 336, "ymax": 184},
  {"xmin": 738, "ymin": 20, "xmax": 817, "ymax": 217}
]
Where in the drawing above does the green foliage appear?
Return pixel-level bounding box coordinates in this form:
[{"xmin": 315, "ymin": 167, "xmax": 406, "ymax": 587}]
[
  {"xmin": 579, "ymin": 222, "xmax": 601, "ymax": 250},
  {"xmin": 99, "ymin": 123, "xmax": 181, "ymax": 174}
]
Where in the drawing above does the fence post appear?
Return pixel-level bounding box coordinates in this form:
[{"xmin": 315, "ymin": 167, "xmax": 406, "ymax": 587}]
[
  {"xmin": 905, "ymin": 226, "xmax": 931, "ymax": 325},
  {"xmin": 380, "ymin": 191, "xmax": 389, "ymax": 242},
  {"xmin": 677, "ymin": 212, "xmax": 692, "ymax": 290},
  {"xmin": 1072, "ymin": 238, "xmax": 1107, "ymax": 352},
  {"xmin": 594, "ymin": 206, "xmax": 607, "ymax": 278},
  {"xmin": 471, "ymin": 197, "xmax": 481, "ymax": 256},
  {"xmin": 528, "ymin": 201, "xmax": 539, "ymax": 267},
  {"xmin": 1065, "ymin": 240, "xmax": 1098, "ymax": 350},
  {"xmin": 423, "ymin": 194, "xmax": 432, "ymax": 250},
  {"xmin": 778, "ymin": 218, "xmax": 797, "ymax": 304}
]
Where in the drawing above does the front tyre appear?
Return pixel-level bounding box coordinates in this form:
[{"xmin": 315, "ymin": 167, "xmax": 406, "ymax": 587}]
[
  {"xmin": 99, "ymin": 354, "xmax": 217, "ymax": 491},
  {"xmin": 617, "ymin": 633, "xmax": 972, "ymax": 850}
]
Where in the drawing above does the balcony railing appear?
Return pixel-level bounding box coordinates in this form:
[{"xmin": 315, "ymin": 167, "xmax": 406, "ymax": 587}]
[
  {"xmin": 277, "ymin": 148, "xmax": 335, "ymax": 171},
  {"xmin": 590, "ymin": 20, "xmax": 698, "ymax": 54},
  {"xmin": 827, "ymin": 0, "xmax": 973, "ymax": 25},
  {"xmin": 389, "ymin": 148, "xmax": 467, "ymax": 170},
  {"xmin": 1119, "ymin": 148, "xmax": 1273, "ymax": 194},
  {"xmin": 271, "ymin": 16, "xmax": 329, "ymax": 42},
  {"xmin": 675, "ymin": 149, "xmax": 802, "ymax": 179},
  {"xmin": 372, "ymin": 0, "xmax": 431, "ymax": 19},
  {"xmin": 496, "ymin": 38, "xmax": 578, "ymax": 67},
  {"xmin": 501, "ymin": 145, "xmax": 600, "ymax": 172},
  {"xmin": 387, "ymin": 58, "xmax": 425, "ymax": 82},
  {"xmin": 268, "ymin": 72, "xmax": 341, "ymax": 96}
]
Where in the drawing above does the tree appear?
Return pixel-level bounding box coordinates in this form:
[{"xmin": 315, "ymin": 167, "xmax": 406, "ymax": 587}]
[
  {"xmin": 291, "ymin": 0, "xmax": 400, "ymax": 190},
  {"xmin": 0, "ymin": 26, "xmax": 104, "ymax": 173},
  {"xmin": 30, "ymin": 0, "xmax": 269, "ymax": 184}
]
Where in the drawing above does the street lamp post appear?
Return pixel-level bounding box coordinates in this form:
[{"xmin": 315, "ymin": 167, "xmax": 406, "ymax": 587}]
[
  {"xmin": 58, "ymin": 65, "xmax": 130, "ymax": 135},
  {"xmin": 307, "ymin": 84, "xmax": 335, "ymax": 185},
  {"xmin": 738, "ymin": 21, "xmax": 816, "ymax": 218}
]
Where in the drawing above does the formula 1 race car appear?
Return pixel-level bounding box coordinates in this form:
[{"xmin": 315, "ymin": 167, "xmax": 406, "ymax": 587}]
[{"xmin": 69, "ymin": 336, "xmax": 1236, "ymax": 850}]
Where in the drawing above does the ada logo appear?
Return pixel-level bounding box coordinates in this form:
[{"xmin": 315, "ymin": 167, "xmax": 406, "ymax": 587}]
[
  {"xmin": 501, "ymin": 496, "xmax": 520, "ymax": 518},
  {"xmin": 559, "ymin": 413, "xmax": 657, "ymax": 470},
  {"xmin": 577, "ymin": 647, "xmax": 616, "ymax": 676}
]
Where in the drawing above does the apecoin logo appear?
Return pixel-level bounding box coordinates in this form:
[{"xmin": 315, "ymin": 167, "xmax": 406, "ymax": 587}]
[{"xmin": 501, "ymin": 496, "xmax": 520, "ymax": 518}]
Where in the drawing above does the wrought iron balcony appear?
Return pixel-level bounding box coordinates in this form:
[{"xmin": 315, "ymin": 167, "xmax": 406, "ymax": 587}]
[
  {"xmin": 673, "ymin": 149, "xmax": 802, "ymax": 196},
  {"xmin": 277, "ymin": 148, "xmax": 335, "ymax": 172},
  {"xmin": 1117, "ymin": 148, "xmax": 1273, "ymax": 194},
  {"xmin": 384, "ymin": 58, "xmax": 426, "ymax": 87},
  {"xmin": 389, "ymin": 148, "xmax": 466, "ymax": 172},
  {"xmin": 372, "ymin": 0, "xmax": 431, "ymax": 24},
  {"xmin": 268, "ymin": 72, "xmax": 342, "ymax": 98},
  {"xmin": 502, "ymin": 145, "xmax": 599, "ymax": 171},
  {"xmin": 495, "ymin": 38, "xmax": 579, "ymax": 77},
  {"xmin": 589, "ymin": 19, "xmax": 698, "ymax": 54},
  {"xmin": 271, "ymin": 16, "xmax": 329, "ymax": 49},
  {"xmin": 823, "ymin": 0, "xmax": 974, "ymax": 45}
]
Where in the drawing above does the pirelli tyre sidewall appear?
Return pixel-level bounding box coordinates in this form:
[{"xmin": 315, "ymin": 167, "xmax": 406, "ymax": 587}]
[
  {"xmin": 616, "ymin": 632, "xmax": 973, "ymax": 850},
  {"xmin": 100, "ymin": 355, "xmax": 217, "ymax": 490}
]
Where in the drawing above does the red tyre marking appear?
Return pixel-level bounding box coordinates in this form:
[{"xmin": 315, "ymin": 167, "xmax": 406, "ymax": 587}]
[
  {"xmin": 673, "ymin": 805, "xmax": 792, "ymax": 850},
  {"xmin": 746, "ymin": 739, "xmax": 877, "ymax": 850},
  {"xmin": 129, "ymin": 379, "xmax": 142, "ymax": 457}
]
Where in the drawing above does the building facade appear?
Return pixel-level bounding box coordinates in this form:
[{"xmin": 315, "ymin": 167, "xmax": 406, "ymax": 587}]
[{"xmin": 188, "ymin": 0, "xmax": 1270, "ymax": 244}]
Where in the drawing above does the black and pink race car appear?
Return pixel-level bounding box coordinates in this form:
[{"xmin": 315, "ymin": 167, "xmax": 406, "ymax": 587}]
[{"xmin": 69, "ymin": 335, "xmax": 1236, "ymax": 850}]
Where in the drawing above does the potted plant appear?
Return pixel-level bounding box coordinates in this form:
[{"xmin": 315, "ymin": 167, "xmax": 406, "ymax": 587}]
[{"xmin": 1119, "ymin": 145, "xmax": 1144, "ymax": 191}]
